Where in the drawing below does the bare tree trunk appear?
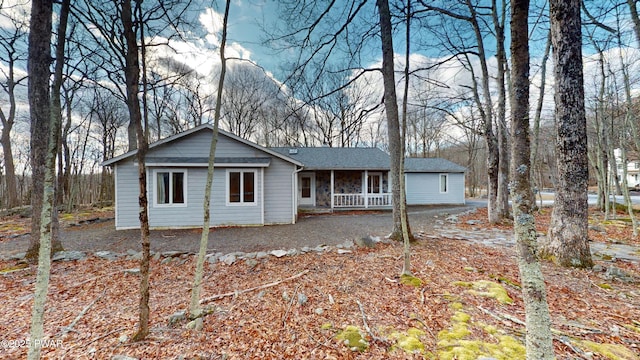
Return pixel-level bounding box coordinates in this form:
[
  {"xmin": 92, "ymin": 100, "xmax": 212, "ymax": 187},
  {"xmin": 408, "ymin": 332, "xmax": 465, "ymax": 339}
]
[
  {"xmin": 27, "ymin": 0, "xmax": 51, "ymax": 264},
  {"xmin": 26, "ymin": 0, "xmax": 63, "ymax": 263},
  {"xmin": 377, "ymin": 0, "xmax": 413, "ymax": 243},
  {"xmin": 542, "ymin": 0, "xmax": 593, "ymax": 268},
  {"xmin": 120, "ymin": 0, "xmax": 151, "ymax": 341},
  {"xmin": 420, "ymin": 1, "xmax": 501, "ymax": 223},
  {"xmin": 592, "ymin": 45, "xmax": 610, "ymax": 217},
  {"xmin": 0, "ymin": 13, "xmax": 24, "ymax": 209},
  {"xmin": 493, "ymin": 0, "xmax": 510, "ymax": 220},
  {"xmin": 510, "ymin": 1, "xmax": 555, "ymax": 358},
  {"xmin": 466, "ymin": 1, "xmax": 500, "ymax": 224},
  {"xmin": 531, "ymin": 31, "xmax": 551, "ymax": 210},
  {"xmin": 0, "ymin": 119, "xmax": 18, "ymax": 207},
  {"xmin": 57, "ymin": 86, "xmax": 73, "ymax": 207},
  {"xmin": 619, "ymin": 147, "xmax": 638, "ymax": 236},
  {"xmin": 0, "ymin": 59, "xmax": 20, "ymax": 208},
  {"xmin": 616, "ymin": 26, "xmax": 639, "ymax": 236},
  {"xmin": 27, "ymin": 0, "xmax": 69, "ymax": 358},
  {"xmin": 399, "ymin": 0, "xmax": 412, "ymax": 275},
  {"xmin": 190, "ymin": 0, "xmax": 231, "ymax": 321}
]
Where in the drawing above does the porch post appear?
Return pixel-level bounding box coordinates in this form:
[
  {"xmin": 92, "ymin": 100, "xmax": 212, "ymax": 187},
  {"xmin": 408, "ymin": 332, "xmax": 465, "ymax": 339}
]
[
  {"xmin": 364, "ymin": 170, "xmax": 368, "ymax": 209},
  {"xmin": 330, "ymin": 170, "xmax": 335, "ymax": 209},
  {"xmin": 388, "ymin": 170, "xmax": 392, "ymax": 205}
]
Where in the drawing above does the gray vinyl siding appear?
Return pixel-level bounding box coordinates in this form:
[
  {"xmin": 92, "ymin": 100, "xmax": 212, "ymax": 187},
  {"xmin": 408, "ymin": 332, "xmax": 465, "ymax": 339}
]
[
  {"xmin": 117, "ymin": 166, "xmax": 265, "ymax": 229},
  {"xmin": 114, "ymin": 160, "xmax": 142, "ymax": 229},
  {"xmin": 150, "ymin": 167, "xmax": 264, "ymax": 228},
  {"xmin": 113, "ymin": 131, "xmax": 296, "ymax": 229},
  {"xmin": 405, "ymin": 173, "xmax": 465, "ymax": 205},
  {"xmin": 150, "ymin": 130, "xmax": 264, "ymax": 158},
  {"xmin": 264, "ymin": 157, "xmax": 297, "ymax": 224},
  {"xmin": 210, "ymin": 168, "xmax": 263, "ymax": 226}
]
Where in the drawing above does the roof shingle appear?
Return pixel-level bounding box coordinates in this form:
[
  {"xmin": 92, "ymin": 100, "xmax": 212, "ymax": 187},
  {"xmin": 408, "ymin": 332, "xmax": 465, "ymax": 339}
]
[
  {"xmin": 270, "ymin": 147, "xmax": 390, "ymax": 170},
  {"xmin": 404, "ymin": 157, "xmax": 466, "ymax": 173}
]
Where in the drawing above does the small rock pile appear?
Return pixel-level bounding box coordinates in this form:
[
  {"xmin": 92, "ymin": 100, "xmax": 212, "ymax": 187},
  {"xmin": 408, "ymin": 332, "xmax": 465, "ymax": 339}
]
[{"xmin": 2, "ymin": 236, "xmax": 387, "ymax": 267}]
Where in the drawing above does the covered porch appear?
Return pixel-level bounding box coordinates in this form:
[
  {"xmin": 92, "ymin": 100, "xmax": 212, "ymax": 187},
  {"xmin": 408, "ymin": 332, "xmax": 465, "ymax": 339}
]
[{"xmin": 298, "ymin": 170, "xmax": 392, "ymax": 210}]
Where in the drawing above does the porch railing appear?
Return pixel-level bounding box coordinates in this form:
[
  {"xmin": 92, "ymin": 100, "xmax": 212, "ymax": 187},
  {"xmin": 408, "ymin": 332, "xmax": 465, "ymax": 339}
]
[{"xmin": 333, "ymin": 193, "xmax": 392, "ymax": 208}]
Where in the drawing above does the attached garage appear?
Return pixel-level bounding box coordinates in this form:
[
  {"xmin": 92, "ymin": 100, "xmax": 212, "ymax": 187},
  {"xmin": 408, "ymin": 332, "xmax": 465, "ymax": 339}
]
[{"xmin": 404, "ymin": 158, "xmax": 466, "ymax": 205}]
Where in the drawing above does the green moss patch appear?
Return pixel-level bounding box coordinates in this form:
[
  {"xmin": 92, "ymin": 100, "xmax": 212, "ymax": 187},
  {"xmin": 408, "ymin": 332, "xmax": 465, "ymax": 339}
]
[
  {"xmin": 623, "ymin": 324, "xmax": 640, "ymax": 333},
  {"xmin": 437, "ymin": 309, "xmax": 525, "ymax": 360},
  {"xmin": 60, "ymin": 213, "xmax": 76, "ymax": 221},
  {"xmin": 335, "ymin": 325, "xmax": 369, "ymax": 352},
  {"xmin": 389, "ymin": 327, "xmax": 426, "ymax": 355},
  {"xmin": 320, "ymin": 323, "xmax": 333, "ymax": 330},
  {"xmin": 579, "ymin": 340, "xmax": 639, "ymax": 360},
  {"xmin": 0, "ymin": 263, "xmax": 28, "ymax": 274},
  {"xmin": 400, "ymin": 274, "xmax": 424, "ymax": 287},
  {"xmin": 453, "ymin": 280, "xmax": 514, "ymax": 304},
  {"xmin": 0, "ymin": 223, "xmax": 26, "ymax": 232}
]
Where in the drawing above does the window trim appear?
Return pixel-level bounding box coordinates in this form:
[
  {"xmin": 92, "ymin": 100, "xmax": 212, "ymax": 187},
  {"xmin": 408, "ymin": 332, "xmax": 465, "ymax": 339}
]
[
  {"xmin": 226, "ymin": 169, "xmax": 258, "ymax": 206},
  {"xmin": 152, "ymin": 169, "xmax": 188, "ymax": 207},
  {"xmin": 439, "ymin": 173, "xmax": 449, "ymax": 194}
]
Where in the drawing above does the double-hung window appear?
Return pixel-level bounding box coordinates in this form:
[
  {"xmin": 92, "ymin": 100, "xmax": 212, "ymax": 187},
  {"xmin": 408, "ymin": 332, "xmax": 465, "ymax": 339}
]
[
  {"xmin": 155, "ymin": 169, "xmax": 186, "ymax": 206},
  {"xmin": 228, "ymin": 170, "xmax": 256, "ymax": 205}
]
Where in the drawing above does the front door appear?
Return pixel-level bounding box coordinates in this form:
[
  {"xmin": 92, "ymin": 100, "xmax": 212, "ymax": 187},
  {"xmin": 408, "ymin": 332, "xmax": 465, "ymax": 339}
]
[{"xmin": 299, "ymin": 173, "xmax": 315, "ymax": 206}]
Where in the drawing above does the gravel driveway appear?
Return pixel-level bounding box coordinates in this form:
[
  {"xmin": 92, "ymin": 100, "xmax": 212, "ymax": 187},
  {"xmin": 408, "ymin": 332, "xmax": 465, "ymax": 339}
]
[{"xmin": 0, "ymin": 204, "xmax": 479, "ymax": 258}]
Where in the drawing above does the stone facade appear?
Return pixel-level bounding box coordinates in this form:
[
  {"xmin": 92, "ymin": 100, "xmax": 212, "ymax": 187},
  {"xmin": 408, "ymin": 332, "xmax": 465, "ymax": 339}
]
[{"xmin": 314, "ymin": 170, "xmax": 389, "ymax": 207}]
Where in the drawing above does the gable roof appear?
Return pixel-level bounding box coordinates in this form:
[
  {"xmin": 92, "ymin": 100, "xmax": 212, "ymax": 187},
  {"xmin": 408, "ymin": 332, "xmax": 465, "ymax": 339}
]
[
  {"xmin": 270, "ymin": 147, "xmax": 391, "ymax": 170},
  {"xmin": 404, "ymin": 157, "xmax": 466, "ymax": 173},
  {"xmin": 102, "ymin": 124, "xmax": 303, "ymax": 167}
]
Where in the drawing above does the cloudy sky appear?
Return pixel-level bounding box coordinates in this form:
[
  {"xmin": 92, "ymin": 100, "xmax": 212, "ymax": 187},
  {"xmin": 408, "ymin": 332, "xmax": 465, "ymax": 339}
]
[
  {"xmin": 2, "ymin": 0, "xmax": 640, "ymax": 172},
  {"xmin": 3, "ymin": 0, "xmax": 640, "ymax": 131}
]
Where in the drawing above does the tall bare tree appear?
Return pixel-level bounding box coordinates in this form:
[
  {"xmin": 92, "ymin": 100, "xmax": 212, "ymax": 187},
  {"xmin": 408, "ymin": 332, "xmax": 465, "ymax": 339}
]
[
  {"xmin": 418, "ymin": 0, "xmax": 504, "ymax": 224},
  {"xmin": 399, "ymin": 0, "xmax": 414, "ymax": 275},
  {"xmin": 27, "ymin": 0, "xmax": 70, "ymax": 358},
  {"xmin": 542, "ymin": 0, "xmax": 593, "ymax": 268},
  {"xmin": 118, "ymin": 0, "xmax": 152, "ymax": 341},
  {"xmin": 492, "ymin": 0, "xmax": 510, "ymax": 220},
  {"xmin": 377, "ymin": 0, "xmax": 413, "ymax": 245},
  {"xmin": 510, "ymin": 0, "xmax": 554, "ymax": 357},
  {"xmin": 25, "ymin": 0, "xmax": 64, "ymax": 263},
  {"xmin": 190, "ymin": 0, "xmax": 231, "ymax": 323}
]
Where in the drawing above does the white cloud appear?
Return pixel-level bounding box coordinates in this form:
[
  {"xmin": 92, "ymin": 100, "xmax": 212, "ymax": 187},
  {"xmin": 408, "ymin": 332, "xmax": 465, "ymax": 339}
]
[
  {"xmin": 199, "ymin": 8, "xmax": 225, "ymax": 47},
  {"xmin": 0, "ymin": 0, "xmax": 30, "ymax": 30}
]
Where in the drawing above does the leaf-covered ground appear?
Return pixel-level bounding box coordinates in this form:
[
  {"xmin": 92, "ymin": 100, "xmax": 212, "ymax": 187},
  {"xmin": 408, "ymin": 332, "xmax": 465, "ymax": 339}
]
[{"xmin": 1, "ymin": 208, "xmax": 639, "ymax": 359}]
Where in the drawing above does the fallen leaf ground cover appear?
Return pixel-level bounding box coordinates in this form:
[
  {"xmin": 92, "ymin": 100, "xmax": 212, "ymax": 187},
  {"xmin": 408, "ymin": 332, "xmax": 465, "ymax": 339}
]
[{"xmin": 1, "ymin": 208, "xmax": 639, "ymax": 359}]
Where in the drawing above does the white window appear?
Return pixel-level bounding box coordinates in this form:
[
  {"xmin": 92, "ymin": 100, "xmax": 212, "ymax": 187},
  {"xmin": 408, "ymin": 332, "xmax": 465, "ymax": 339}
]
[
  {"xmin": 227, "ymin": 170, "xmax": 257, "ymax": 205},
  {"xmin": 439, "ymin": 174, "xmax": 448, "ymax": 193},
  {"xmin": 154, "ymin": 169, "xmax": 187, "ymax": 207}
]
